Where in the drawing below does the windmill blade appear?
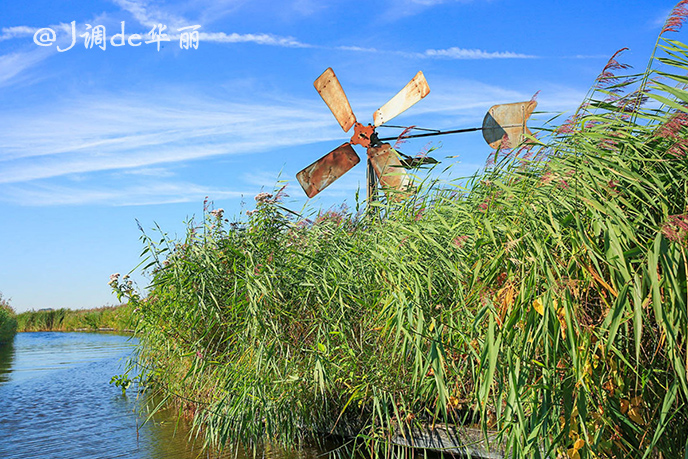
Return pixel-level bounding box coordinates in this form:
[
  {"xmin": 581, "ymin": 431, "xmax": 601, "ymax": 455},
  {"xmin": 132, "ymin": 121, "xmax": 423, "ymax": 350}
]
[
  {"xmin": 482, "ymin": 100, "xmax": 537, "ymax": 149},
  {"xmin": 373, "ymin": 71, "xmax": 430, "ymax": 127},
  {"xmin": 297, "ymin": 143, "xmax": 360, "ymax": 198},
  {"xmin": 314, "ymin": 68, "xmax": 357, "ymax": 132},
  {"xmin": 367, "ymin": 143, "xmax": 411, "ymax": 199}
]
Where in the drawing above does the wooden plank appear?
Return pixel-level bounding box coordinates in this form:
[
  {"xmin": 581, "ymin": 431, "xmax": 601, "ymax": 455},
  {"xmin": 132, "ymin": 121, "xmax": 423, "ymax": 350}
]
[{"xmin": 391, "ymin": 423, "xmax": 505, "ymax": 459}]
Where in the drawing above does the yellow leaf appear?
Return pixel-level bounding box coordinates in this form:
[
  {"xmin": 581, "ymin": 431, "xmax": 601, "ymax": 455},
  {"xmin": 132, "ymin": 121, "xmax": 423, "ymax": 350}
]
[
  {"xmin": 533, "ymin": 298, "xmax": 544, "ymax": 315},
  {"xmin": 628, "ymin": 406, "xmax": 645, "ymax": 425},
  {"xmin": 628, "ymin": 396, "xmax": 645, "ymax": 425},
  {"xmin": 620, "ymin": 399, "xmax": 629, "ymax": 414},
  {"xmin": 573, "ymin": 438, "xmax": 585, "ymax": 450},
  {"xmin": 568, "ymin": 447, "xmax": 581, "ymax": 459},
  {"xmin": 557, "ymin": 306, "xmax": 567, "ymax": 339}
]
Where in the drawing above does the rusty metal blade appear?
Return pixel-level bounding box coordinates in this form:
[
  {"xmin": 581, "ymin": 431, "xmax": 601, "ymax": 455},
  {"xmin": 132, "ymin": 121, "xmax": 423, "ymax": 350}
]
[
  {"xmin": 297, "ymin": 143, "xmax": 360, "ymax": 198},
  {"xmin": 367, "ymin": 143, "xmax": 411, "ymax": 199},
  {"xmin": 482, "ymin": 100, "xmax": 537, "ymax": 149},
  {"xmin": 314, "ymin": 68, "xmax": 356, "ymax": 132},
  {"xmin": 373, "ymin": 71, "xmax": 430, "ymax": 127}
]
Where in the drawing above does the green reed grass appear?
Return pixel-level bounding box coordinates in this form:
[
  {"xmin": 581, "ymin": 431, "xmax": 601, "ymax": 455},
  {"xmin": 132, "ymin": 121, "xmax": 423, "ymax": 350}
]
[
  {"xmin": 0, "ymin": 292, "xmax": 17, "ymax": 344},
  {"xmin": 16, "ymin": 304, "xmax": 133, "ymax": 332},
  {"xmin": 114, "ymin": 15, "xmax": 688, "ymax": 459}
]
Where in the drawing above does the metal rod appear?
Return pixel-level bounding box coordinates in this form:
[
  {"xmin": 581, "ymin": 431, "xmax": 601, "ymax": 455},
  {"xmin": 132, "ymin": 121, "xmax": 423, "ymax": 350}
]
[
  {"xmin": 377, "ymin": 124, "xmax": 526, "ymax": 142},
  {"xmin": 377, "ymin": 126, "xmax": 482, "ymax": 142},
  {"xmin": 377, "ymin": 125, "xmax": 442, "ymax": 133}
]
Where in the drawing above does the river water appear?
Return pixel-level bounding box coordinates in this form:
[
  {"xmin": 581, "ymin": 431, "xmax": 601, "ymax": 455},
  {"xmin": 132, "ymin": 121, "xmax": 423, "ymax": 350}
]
[{"xmin": 0, "ymin": 332, "xmax": 326, "ymax": 459}]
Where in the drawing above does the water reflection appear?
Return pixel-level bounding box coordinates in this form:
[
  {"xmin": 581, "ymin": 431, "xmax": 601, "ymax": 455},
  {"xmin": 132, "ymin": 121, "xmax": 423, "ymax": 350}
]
[
  {"xmin": 0, "ymin": 338, "xmax": 15, "ymax": 383},
  {"xmin": 0, "ymin": 332, "xmax": 329, "ymax": 459}
]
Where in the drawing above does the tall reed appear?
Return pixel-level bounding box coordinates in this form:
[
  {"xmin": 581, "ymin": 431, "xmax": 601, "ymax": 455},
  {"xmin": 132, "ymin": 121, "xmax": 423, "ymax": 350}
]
[
  {"xmin": 114, "ymin": 10, "xmax": 688, "ymax": 458},
  {"xmin": 16, "ymin": 304, "xmax": 133, "ymax": 332},
  {"xmin": 0, "ymin": 292, "xmax": 17, "ymax": 344}
]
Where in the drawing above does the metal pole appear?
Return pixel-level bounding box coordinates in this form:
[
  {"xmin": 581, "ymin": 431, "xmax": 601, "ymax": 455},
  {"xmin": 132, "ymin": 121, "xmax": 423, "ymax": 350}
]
[{"xmin": 366, "ymin": 157, "xmax": 377, "ymax": 203}]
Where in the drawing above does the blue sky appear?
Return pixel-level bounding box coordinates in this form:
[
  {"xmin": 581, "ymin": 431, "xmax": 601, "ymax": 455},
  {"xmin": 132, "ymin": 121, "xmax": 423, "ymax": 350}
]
[{"xmin": 0, "ymin": 0, "xmax": 682, "ymax": 312}]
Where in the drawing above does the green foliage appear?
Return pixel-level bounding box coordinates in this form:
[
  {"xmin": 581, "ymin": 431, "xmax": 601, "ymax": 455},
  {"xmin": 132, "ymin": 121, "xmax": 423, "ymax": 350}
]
[
  {"xmin": 16, "ymin": 304, "xmax": 133, "ymax": 332},
  {"xmin": 0, "ymin": 292, "xmax": 17, "ymax": 345},
  {"xmin": 115, "ymin": 24, "xmax": 688, "ymax": 459},
  {"xmin": 110, "ymin": 373, "xmax": 134, "ymax": 395}
]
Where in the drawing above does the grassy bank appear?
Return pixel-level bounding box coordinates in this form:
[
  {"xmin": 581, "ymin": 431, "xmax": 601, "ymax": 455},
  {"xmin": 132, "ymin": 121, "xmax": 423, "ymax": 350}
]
[
  {"xmin": 113, "ymin": 12, "xmax": 688, "ymax": 459},
  {"xmin": 16, "ymin": 304, "xmax": 134, "ymax": 332},
  {"xmin": 0, "ymin": 293, "xmax": 17, "ymax": 344}
]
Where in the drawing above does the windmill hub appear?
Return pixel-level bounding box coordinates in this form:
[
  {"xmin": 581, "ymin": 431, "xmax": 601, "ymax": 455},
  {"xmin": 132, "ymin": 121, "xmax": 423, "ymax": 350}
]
[{"xmin": 350, "ymin": 122, "xmax": 376, "ymax": 148}]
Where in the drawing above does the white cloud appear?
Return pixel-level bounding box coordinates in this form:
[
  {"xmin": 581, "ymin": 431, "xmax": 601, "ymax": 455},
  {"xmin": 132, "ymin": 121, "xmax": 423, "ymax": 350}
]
[
  {"xmin": 0, "ymin": 91, "xmax": 342, "ymax": 184},
  {"xmin": 421, "ymin": 47, "xmax": 536, "ymax": 59},
  {"xmin": 200, "ymin": 32, "xmax": 311, "ymax": 47},
  {"xmin": 0, "ymin": 26, "xmax": 37, "ymax": 41},
  {"xmin": 118, "ymin": 167, "xmax": 178, "ymax": 177},
  {"xmin": 0, "ymin": 181, "xmax": 248, "ymax": 206},
  {"xmin": 337, "ymin": 45, "xmax": 378, "ymax": 53},
  {"xmin": 111, "ymin": 0, "xmax": 188, "ymax": 29},
  {"xmin": 0, "ymin": 49, "xmax": 53, "ymax": 87}
]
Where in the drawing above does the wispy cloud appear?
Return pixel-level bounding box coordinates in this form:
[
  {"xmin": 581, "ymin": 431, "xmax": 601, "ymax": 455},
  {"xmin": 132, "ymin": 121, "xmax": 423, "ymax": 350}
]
[
  {"xmin": 1, "ymin": 181, "xmax": 249, "ymax": 206},
  {"xmin": 335, "ymin": 45, "xmax": 536, "ymax": 59},
  {"xmin": 0, "ymin": 26, "xmax": 37, "ymax": 42},
  {"xmin": 382, "ymin": 0, "xmax": 491, "ymax": 20},
  {"xmin": 0, "ymin": 91, "xmax": 342, "ymax": 184},
  {"xmin": 420, "ymin": 47, "xmax": 536, "ymax": 59},
  {"xmin": 111, "ymin": 0, "xmax": 189, "ymax": 29},
  {"xmin": 200, "ymin": 32, "xmax": 310, "ymax": 47},
  {"xmin": 0, "ymin": 49, "xmax": 53, "ymax": 87},
  {"xmin": 570, "ymin": 54, "xmax": 613, "ymax": 59}
]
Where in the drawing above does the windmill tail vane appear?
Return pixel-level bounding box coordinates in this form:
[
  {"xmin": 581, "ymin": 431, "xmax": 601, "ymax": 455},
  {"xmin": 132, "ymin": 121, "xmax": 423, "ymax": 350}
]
[{"xmin": 296, "ymin": 67, "xmax": 537, "ymax": 200}]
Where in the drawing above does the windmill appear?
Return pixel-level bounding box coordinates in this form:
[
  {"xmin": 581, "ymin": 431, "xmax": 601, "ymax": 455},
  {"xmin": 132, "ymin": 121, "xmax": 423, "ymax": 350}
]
[{"xmin": 296, "ymin": 67, "xmax": 537, "ymax": 201}]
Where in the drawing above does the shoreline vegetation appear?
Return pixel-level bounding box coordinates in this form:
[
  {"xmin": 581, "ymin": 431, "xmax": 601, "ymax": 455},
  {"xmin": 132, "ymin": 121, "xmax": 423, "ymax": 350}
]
[
  {"xmin": 113, "ymin": 7, "xmax": 688, "ymax": 459},
  {"xmin": 0, "ymin": 293, "xmax": 17, "ymax": 345},
  {"xmin": 15, "ymin": 304, "xmax": 133, "ymax": 333}
]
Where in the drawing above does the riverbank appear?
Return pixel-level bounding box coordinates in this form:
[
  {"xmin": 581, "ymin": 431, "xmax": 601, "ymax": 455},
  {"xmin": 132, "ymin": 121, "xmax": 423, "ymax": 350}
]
[
  {"xmin": 16, "ymin": 304, "xmax": 134, "ymax": 332},
  {"xmin": 0, "ymin": 293, "xmax": 17, "ymax": 345}
]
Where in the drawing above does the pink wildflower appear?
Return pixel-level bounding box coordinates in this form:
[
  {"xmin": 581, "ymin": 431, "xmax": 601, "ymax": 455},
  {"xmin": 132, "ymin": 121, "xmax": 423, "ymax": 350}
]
[
  {"xmin": 209, "ymin": 208, "xmax": 224, "ymax": 219},
  {"xmin": 255, "ymin": 192, "xmax": 273, "ymax": 203}
]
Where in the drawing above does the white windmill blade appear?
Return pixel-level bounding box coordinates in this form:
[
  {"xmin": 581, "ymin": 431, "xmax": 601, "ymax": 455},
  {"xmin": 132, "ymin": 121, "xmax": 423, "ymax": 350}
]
[
  {"xmin": 373, "ymin": 71, "xmax": 430, "ymax": 127},
  {"xmin": 314, "ymin": 68, "xmax": 357, "ymax": 132}
]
